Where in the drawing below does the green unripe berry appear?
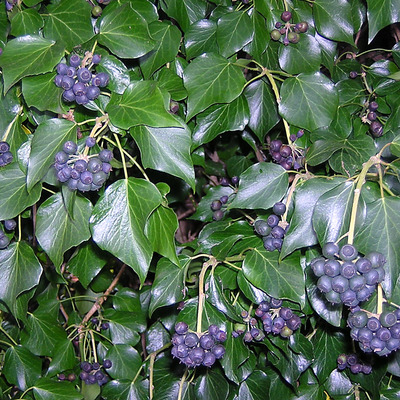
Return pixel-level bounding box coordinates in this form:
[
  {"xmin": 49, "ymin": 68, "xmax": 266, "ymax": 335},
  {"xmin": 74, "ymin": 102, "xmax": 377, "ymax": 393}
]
[
  {"xmin": 92, "ymin": 5, "xmax": 102, "ymax": 17},
  {"xmin": 288, "ymin": 32, "xmax": 300, "ymax": 44},
  {"xmin": 270, "ymin": 29, "xmax": 281, "ymax": 41}
]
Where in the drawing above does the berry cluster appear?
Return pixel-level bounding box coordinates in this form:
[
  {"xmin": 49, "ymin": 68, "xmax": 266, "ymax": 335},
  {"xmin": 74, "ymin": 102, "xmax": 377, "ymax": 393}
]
[
  {"xmin": 337, "ymin": 353, "xmax": 372, "ymax": 374},
  {"xmin": 171, "ymin": 322, "xmax": 226, "ymax": 368},
  {"xmin": 209, "ymin": 176, "xmax": 239, "ymax": 221},
  {"xmin": 54, "ymin": 53, "xmax": 109, "ymax": 106},
  {"xmin": 253, "ymin": 202, "xmax": 288, "ymax": 252},
  {"xmin": 312, "ymin": 243, "xmax": 385, "ymax": 307},
  {"xmin": 269, "ymin": 135, "xmax": 304, "ymax": 170},
  {"xmin": 254, "ymin": 298, "xmax": 302, "ymax": 338},
  {"xmin": 348, "ymin": 308, "xmax": 400, "ymax": 356},
  {"xmin": 91, "ymin": 317, "xmax": 110, "ymax": 331},
  {"xmin": 0, "ymin": 141, "xmax": 13, "ymax": 167},
  {"xmin": 79, "ymin": 359, "xmax": 112, "ymax": 386},
  {"xmin": 0, "ymin": 219, "xmax": 16, "ymax": 249},
  {"xmin": 54, "ymin": 140, "xmax": 112, "ymax": 192},
  {"xmin": 362, "ymin": 101, "xmax": 383, "ymax": 138},
  {"xmin": 58, "ymin": 373, "xmax": 76, "ymax": 382},
  {"xmin": 270, "ymin": 12, "xmax": 308, "ymax": 46}
]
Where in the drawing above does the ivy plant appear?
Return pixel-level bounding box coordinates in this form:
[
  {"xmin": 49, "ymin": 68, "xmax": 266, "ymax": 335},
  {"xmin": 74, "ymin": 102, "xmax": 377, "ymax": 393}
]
[{"xmin": 1, "ymin": 0, "xmax": 400, "ymax": 399}]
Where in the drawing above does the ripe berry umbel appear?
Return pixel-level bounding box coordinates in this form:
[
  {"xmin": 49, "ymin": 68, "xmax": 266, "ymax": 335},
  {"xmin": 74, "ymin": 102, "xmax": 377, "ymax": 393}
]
[{"xmin": 0, "ymin": 141, "xmax": 13, "ymax": 167}]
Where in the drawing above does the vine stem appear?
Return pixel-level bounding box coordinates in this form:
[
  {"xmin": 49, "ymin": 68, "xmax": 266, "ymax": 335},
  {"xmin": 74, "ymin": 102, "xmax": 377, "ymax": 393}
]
[
  {"xmin": 114, "ymin": 134, "xmax": 128, "ymax": 180},
  {"xmin": 79, "ymin": 264, "xmax": 126, "ymax": 328},
  {"xmin": 377, "ymin": 284, "xmax": 383, "ymax": 315},
  {"xmin": 0, "ymin": 325, "xmax": 17, "ymax": 346},
  {"xmin": 282, "ymin": 173, "xmax": 301, "ymax": 223},
  {"xmin": 149, "ymin": 352, "xmax": 156, "ymax": 399},
  {"xmin": 1, "ymin": 108, "xmax": 22, "ymax": 142},
  {"xmin": 197, "ymin": 257, "xmax": 218, "ymax": 334},
  {"xmin": 347, "ymin": 156, "xmax": 378, "ymax": 245},
  {"xmin": 177, "ymin": 369, "xmax": 188, "ymax": 400}
]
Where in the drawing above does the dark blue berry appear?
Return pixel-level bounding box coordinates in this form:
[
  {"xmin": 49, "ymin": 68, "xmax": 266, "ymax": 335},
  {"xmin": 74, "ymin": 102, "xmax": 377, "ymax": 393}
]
[
  {"xmin": 212, "ymin": 344, "xmax": 225, "ymax": 359},
  {"xmin": 57, "ymin": 63, "xmax": 68, "ymax": 75},
  {"xmin": 175, "ymin": 322, "xmax": 188, "ymax": 335},
  {"xmin": 77, "ymin": 67, "xmax": 92, "ymax": 83},
  {"xmin": 92, "ymin": 72, "xmax": 109, "ymax": 87},
  {"xmin": 63, "ymin": 141, "xmax": 78, "ymax": 155},
  {"xmin": 99, "ymin": 149, "xmax": 113, "ymax": 162},
  {"xmin": 86, "ymin": 85, "xmax": 100, "ymax": 100},
  {"xmin": 103, "ymin": 359, "xmax": 112, "ymax": 369},
  {"xmin": 272, "ymin": 202, "xmax": 286, "ymax": 216},
  {"xmin": 81, "ymin": 171, "xmax": 93, "ymax": 184},
  {"xmin": 86, "ymin": 137, "xmax": 96, "ymax": 148},
  {"xmin": 63, "ymin": 89, "xmax": 75, "ymax": 102},
  {"xmin": 74, "ymin": 159, "xmax": 88, "ymax": 172},
  {"xmin": 4, "ymin": 219, "xmax": 16, "ymax": 231},
  {"xmin": 92, "ymin": 54, "xmax": 101, "ymax": 64},
  {"xmin": 54, "ymin": 74, "xmax": 63, "ymax": 87}
]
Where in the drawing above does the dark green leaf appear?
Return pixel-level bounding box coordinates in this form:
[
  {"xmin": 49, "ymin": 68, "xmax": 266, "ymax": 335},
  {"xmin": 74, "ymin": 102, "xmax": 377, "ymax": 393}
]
[
  {"xmin": 216, "ymin": 11, "xmax": 253, "ymax": 58},
  {"xmin": 238, "ymin": 370, "xmax": 270, "ymax": 400},
  {"xmin": 237, "ymin": 271, "xmax": 271, "ymax": 304},
  {"xmin": 192, "ymin": 94, "xmax": 250, "ymax": 146},
  {"xmin": 0, "ymin": 83, "xmax": 21, "ymax": 139},
  {"xmin": 103, "ymin": 309, "xmax": 142, "ymax": 346},
  {"xmin": 102, "ymin": 379, "xmax": 149, "ymax": 400},
  {"xmin": 96, "ymin": 53, "xmax": 130, "ymax": 95},
  {"xmin": 33, "ymin": 378, "xmax": 83, "ymax": 400},
  {"xmin": 148, "ymin": 255, "xmax": 189, "ymax": 316},
  {"xmin": 46, "ymin": 339, "xmax": 76, "ymax": 377},
  {"xmin": 243, "ymin": 249, "xmax": 305, "ymax": 307},
  {"xmin": 130, "ymin": 123, "xmax": 195, "ymax": 188},
  {"xmin": 0, "ymin": 162, "xmax": 42, "ymax": 220},
  {"xmin": 36, "ymin": 193, "xmax": 92, "ymax": 270},
  {"xmin": 106, "ymin": 81, "xmax": 180, "ymax": 129},
  {"xmin": 98, "ymin": 3, "xmax": 155, "ymax": 58},
  {"xmin": 160, "ymin": 0, "xmax": 207, "ymax": 32},
  {"xmin": 244, "ymin": 79, "xmax": 280, "ymax": 141},
  {"xmin": 279, "ymin": 72, "xmax": 338, "ymax": 131},
  {"xmin": 281, "ymin": 177, "xmax": 346, "ymax": 258},
  {"xmin": 152, "ymin": 357, "xmax": 182, "ymax": 400},
  {"xmin": 90, "ymin": 178, "xmax": 162, "ymax": 283},
  {"xmin": 153, "ymin": 68, "xmax": 187, "ymax": 101},
  {"xmin": 183, "ymin": 53, "xmax": 246, "ymax": 120},
  {"xmin": 185, "ymin": 19, "xmax": 218, "ymax": 59},
  {"xmin": 3, "ymin": 345, "xmax": 42, "ymax": 391},
  {"xmin": 354, "ymin": 197, "xmax": 400, "ymax": 300},
  {"xmin": 0, "ymin": 242, "xmax": 42, "ymax": 316},
  {"xmin": 22, "ymin": 73, "xmax": 67, "ymax": 114},
  {"xmin": 195, "ymin": 369, "xmax": 229, "ymax": 400},
  {"xmin": 105, "ymin": 344, "xmax": 142, "ymax": 380},
  {"xmin": 140, "ymin": 21, "xmax": 181, "ymax": 79},
  {"xmin": 244, "ymin": 10, "xmax": 269, "ymax": 60},
  {"xmin": 0, "ymin": 35, "xmax": 64, "ymax": 93},
  {"xmin": 26, "ymin": 118, "xmax": 76, "ymax": 191},
  {"xmin": 366, "ymin": 0, "xmax": 400, "ymax": 43},
  {"xmin": 312, "ymin": 181, "xmax": 365, "ymax": 245},
  {"xmin": 68, "ymin": 241, "xmax": 108, "ymax": 289},
  {"xmin": 43, "ymin": 0, "xmax": 93, "ymax": 50},
  {"xmin": 313, "ymin": 0, "xmax": 355, "ymax": 44},
  {"xmin": 10, "ymin": 8, "xmax": 43, "ymax": 36},
  {"xmin": 21, "ymin": 311, "xmax": 66, "ymax": 356},
  {"xmin": 311, "ymin": 329, "xmax": 348, "ymax": 383},
  {"xmin": 278, "ymin": 34, "xmax": 322, "ymax": 74},
  {"xmin": 229, "ymin": 162, "xmax": 288, "ymax": 210}
]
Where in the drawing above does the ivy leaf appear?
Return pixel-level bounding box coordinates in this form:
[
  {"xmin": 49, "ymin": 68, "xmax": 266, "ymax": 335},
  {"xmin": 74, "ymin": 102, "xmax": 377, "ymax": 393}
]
[
  {"xmin": 90, "ymin": 178, "xmax": 162, "ymax": 284},
  {"xmin": 366, "ymin": 0, "xmax": 400, "ymax": 43},
  {"xmin": 183, "ymin": 53, "xmax": 246, "ymax": 121},
  {"xmin": 195, "ymin": 369, "xmax": 229, "ymax": 400},
  {"xmin": 22, "ymin": 73, "xmax": 67, "ymax": 114},
  {"xmin": 21, "ymin": 311, "xmax": 67, "ymax": 356},
  {"xmin": 106, "ymin": 81, "xmax": 180, "ymax": 130},
  {"xmin": 153, "ymin": 68, "xmax": 187, "ymax": 101},
  {"xmin": 0, "ymin": 82, "xmax": 21, "ymax": 139},
  {"xmin": 238, "ymin": 370, "xmax": 270, "ymax": 400},
  {"xmin": 0, "ymin": 163, "xmax": 42, "ymax": 221},
  {"xmin": 244, "ymin": 9, "xmax": 269, "ymax": 61},
  {"xmin": 313, "ymin": 0, "xmax": 355, "ymax": 45},
  {"xmin": 216, "ymin": 11, "xmax": 254, "ymax": 58},
  {"xmin": 311, "ymin": 329, "xmax": 347, "ymax": 383},
  {"xmin": 102, "ymin": 379, "xmax": 149, "ymax": 400},
  {"xmin": 192, "ymin": 94, "xmax": 250, "ymax": 146},
  {"xmin": 229, "ymin": 162, "xmax": 288, "ymax": 210},
  {"xmin": 243, "ymin": 249, "xmax": 305, "ymax": 307},
  {"xmin": 140, "ymin": 21, "xmax": 181, "ymax": 79},
  {"xmin": 43, "ymin": 0, "xmax": 94, "ymax": 50},
  {"xmin": 106, "ymin": 344, "xmax": 142, "ymax": 381},
  {"xmin": 148, "ymin": 256, "xmax": 189, "ymax": 317},
  {"xmin": 98, "ymin": 3, "xmax": 155, "ymax": 58},
  {"xmin": 281, "ymin": 178, "xmax": 346, "ymax": 258},
  {"xmin": 354, "ymin": 197, "xmax": 400, "ymax": 300},
  {"xmin": 160, "ymin": 0, "xmax": 207, "ymax": 32},
  {"xmin": 145, "ymin": 205, "xmax": 180, "ymax": 264},
  {"xmin": 130, "ymin": 123, "xmax": 195, "ymax": 188},
  {"xmin": 10, "ymin": 8, "xmax": 43, "ymax": 36},
  {"xmin": 46, "ymin": 339, "xmax": 76, "ymax": 377},
  {"xmin": 278, "ymin": 34, "xmax": 322, "ymax": 74},
  {"xmin": 96, "ymin": 53, "xmax": 130, "ymax": 95},
  {"xmin": 237, "ymin": 271, "xmax": 271, "ymax": 304},
  {"xmin": 26, "ymin": 118, "xmax": 76, "ymax": 191},
  {"xmin": 68, "ymin": 241, "xmax": 108, "ymax": 289},
  {"xmin": 103, "ymin": 309, "xmax": 142, "ymax": 346},
  {"xmin": 3, "ymin": 345, "xmax": 42, "ymax": 391},
  {"xmin": 0, "ymin": 35, "xmax": 64, "ymax": 93},
  {"xmin": 33, "ymin": 378, "xmax": 83, "ymax": 400},
  {"xmin": 279, "ymin": 72, "xmax": 338, "ymax": 132},
  {"xmin": 36, "ymin": 193, "xmax": 92, "ymax": 271},
  {"xmin": 313, "ymin": 181, "xmax": 366, "ymax": 246},
  {"xmin": 0, "ymin": 242, "xmax": 42, "ymax": 316},
  {"xmin": 244, "ymin": 79, "xmax": 280, "ymax": 142},
  {"xmin": 185, "ymin": 19, "xmax": 218, "ymax": 59}
]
